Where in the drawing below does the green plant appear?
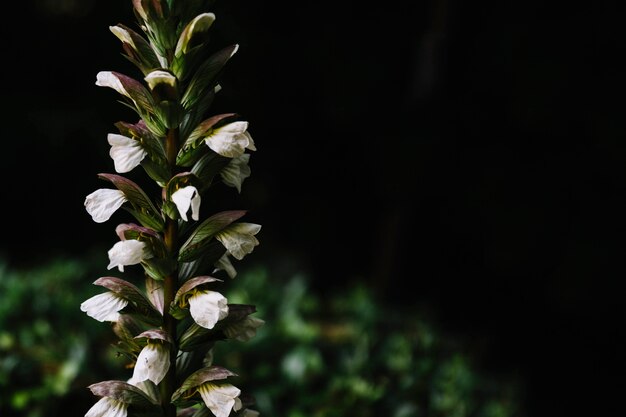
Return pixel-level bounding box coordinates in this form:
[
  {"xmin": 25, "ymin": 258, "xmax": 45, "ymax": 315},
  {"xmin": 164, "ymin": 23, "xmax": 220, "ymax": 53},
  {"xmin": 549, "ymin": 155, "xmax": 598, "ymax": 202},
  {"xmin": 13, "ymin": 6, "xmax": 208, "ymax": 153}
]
[{"xmin": 80, "ymin": 1, "xmax": 262, "ymax": 416}]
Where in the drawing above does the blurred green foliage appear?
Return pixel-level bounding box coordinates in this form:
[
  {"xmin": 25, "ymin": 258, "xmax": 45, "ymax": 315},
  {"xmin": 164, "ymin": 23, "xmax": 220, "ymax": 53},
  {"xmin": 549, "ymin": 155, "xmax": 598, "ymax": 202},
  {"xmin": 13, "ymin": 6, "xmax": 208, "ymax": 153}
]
[{"xmin": 0, "ymin": 255, "xmax": 524, "ymax": 417}]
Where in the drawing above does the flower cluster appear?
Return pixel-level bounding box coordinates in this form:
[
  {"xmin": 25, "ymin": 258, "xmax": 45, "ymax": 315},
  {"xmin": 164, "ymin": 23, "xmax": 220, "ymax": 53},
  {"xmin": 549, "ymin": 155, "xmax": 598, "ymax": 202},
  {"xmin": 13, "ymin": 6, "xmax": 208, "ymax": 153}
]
[{"xmin": 80, "ymin": 1, "xmax": 263, "ymax": 416}]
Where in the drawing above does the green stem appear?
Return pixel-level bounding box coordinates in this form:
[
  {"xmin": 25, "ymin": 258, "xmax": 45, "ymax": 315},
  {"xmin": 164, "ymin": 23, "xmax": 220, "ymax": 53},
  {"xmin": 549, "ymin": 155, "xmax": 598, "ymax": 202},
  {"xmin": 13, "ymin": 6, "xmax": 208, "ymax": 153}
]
[{"xmin": 161, "ymin": 127, "xmax": 179, "ymax": 417}]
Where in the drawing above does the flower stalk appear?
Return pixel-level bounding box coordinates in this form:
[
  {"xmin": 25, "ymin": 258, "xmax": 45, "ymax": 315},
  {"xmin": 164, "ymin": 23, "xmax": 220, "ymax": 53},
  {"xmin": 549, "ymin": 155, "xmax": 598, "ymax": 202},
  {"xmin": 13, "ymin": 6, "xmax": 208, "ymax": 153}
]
[{"xmin": 81, "ymin": 1, "xmax": 263, "ymax": 416}]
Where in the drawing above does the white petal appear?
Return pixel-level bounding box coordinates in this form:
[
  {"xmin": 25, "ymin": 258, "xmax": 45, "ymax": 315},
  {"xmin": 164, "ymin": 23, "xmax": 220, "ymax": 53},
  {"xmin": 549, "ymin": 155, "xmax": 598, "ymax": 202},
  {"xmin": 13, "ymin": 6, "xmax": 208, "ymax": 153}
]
[
  {"xmin": 220, "ymin": 154, "xmax": 251, "ymax": 193},
  {"xmin": 171, "ymin": 186, "xmax": 201, "ymax": 222},
  {"xmin": 240, "ymin": 410, "xmax": 260, "ymax": 417},
  {"xmin": 96, "ymin": 71, "xmax": 128, "ymax": 98},
  {"xmin": 215, "ymin": 223, "xmax": 262, "ymax": 261},
  {"xmin": 198, "ymin": 383, "xmax": 241, "ymax": 417},
  {"xmin": 144, "ymin": 70, "xmax": 177, "ymax": 90},
  {"xmin": 107, "ymin": 134, "xmax": 147, "ymax": 173},
  {"xmin": 84, "ymin": 189, "xmax": 127, "ymax": 223},
  {"xmin": 243, "ymin": 131, "xmax": 256, "ymax": 151},
  {"xmin": 214, "ymin": 254, "xmax": 237, "ymax": 279},
  {"xmin": 85, "ymin": 397, "xmax": 128, "ymax": 417},
  {"xmin": 132, "ymin": 343, "xmax": 170, "ymax": 385},
  {"xmin": 188, "ymin": 291, "xmax": 229, "ymax": 329},
  {"xmin": 204, "ymin": 121, "xmax": 250, "ymax": 158},
  {"xmin": 80, "ymin": 292, "xmax": 128, "ymax": 322},
  {"xmin": 107, "ymin": 240, "xmax": 152, "ymax": 272}
]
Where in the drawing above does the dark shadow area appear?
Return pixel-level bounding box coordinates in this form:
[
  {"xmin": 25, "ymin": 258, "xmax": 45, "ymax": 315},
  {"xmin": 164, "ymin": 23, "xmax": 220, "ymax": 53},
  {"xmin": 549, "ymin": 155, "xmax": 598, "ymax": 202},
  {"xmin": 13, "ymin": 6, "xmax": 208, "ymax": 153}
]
[{"xmin": 0, "ymin": 1, "xmax": 618, "ymax": 416}]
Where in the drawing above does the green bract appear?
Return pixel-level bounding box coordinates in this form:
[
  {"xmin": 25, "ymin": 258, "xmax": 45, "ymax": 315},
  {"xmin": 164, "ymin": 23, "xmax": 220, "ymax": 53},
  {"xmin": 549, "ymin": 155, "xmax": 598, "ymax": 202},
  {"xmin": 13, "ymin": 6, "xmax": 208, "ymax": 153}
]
[{"xmin": 82, "ymin": 1, "xmax": 262, "ymax": 416}]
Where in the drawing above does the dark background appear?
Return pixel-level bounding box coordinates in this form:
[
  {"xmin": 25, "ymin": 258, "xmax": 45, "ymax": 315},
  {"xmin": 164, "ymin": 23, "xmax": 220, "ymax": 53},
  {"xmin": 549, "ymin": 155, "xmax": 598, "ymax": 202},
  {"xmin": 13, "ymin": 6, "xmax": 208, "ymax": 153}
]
[{"xmin": 0, "ymin": 0, "xmax": 619, "ymax": 416}]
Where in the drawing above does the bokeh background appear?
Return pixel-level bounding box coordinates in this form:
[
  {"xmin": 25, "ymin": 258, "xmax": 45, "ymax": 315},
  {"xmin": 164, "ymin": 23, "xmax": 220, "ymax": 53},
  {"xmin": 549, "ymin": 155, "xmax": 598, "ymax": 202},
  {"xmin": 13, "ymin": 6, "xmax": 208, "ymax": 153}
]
[{"xmin": 0, "ymin": 1, "xmax": 618, "ymax": 416}]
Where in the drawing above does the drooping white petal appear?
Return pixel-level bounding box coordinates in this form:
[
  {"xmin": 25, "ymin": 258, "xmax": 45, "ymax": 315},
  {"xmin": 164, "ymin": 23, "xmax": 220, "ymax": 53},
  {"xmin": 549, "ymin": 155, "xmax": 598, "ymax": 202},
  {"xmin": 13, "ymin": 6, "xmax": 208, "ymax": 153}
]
[
  {"xmin": 132, "ymin": 342, "xmax": 170, "ymax": 385},
  {"xmin": 107, "ymin": 134, "xmax": 147, "ymax": 173},
  {"xmin": 223, "ymin": 316, "xmax": 265, "ymax": 342},
  {"xmin": 171, "ymin": 186, "xmax": 201, "ymax": 221},
  {"xmin": 84, "ymin": 189, "xmax": 127, "ymax": 223},
  {"xmin": 197, "ymin": 383, "xmax": 242, "ymax": 417},
  {"xmin": 220, "ymin": 154, "xmax": 251, "ymax": 193},
  {"xmin": 188, "ymin": 290, "xmax": 229, "ymax": 329},
  {"xmin": 80, "ymin": 292, "xmax": 128, "ymax": 322},
  {"xmin": 107, "ymin": 240, "xmax": 152, "ymax": 272},
  {"xmin": 242, "ymin": 131, "xmax": 256, "ymax": 151},
  {"xmin": 96, "ymin": 71, "xmax": 129, "ymax": 98},
  {"xmin": 85, "ymin": 397, "xmax": 128, "ymax": 417},
  {"xmin": 214, "ymin": 254, "xmax": 237, "ymax": 279},
  {"xmin": 204, "ymin": 121, "xmax": 253, "ymax": 158},
  {"xmin": 240, "ymin": 410, "xmax": 260, "ymax": 417},
  {"xmin": 215, "ymin": 223, "xmax": 262, "ymax": 260},
  {"xmin": 144, "ymin": 70, "xmax": 177, "ymax": 90}
]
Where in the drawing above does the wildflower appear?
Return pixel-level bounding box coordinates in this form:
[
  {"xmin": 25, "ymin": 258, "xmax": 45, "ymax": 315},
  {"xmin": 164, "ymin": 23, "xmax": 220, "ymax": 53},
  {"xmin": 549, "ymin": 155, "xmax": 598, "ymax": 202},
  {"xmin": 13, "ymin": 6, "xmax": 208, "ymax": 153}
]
[
  {"xmin": 215, "ymin": 223, "xmax": 261, "ymax": 260},
  {"xmin": 85, "ymin": 189, "xmax": 127, "ymax": 223},
  {"xmin": 220, "ymin": 154, "xmax": 251, "ymax": 193},
  {"xmin": 132, "ymin": 341, "xmax": 170, "ymax": 384},
  {"xmin": 108, "ymin": 133, "xmax": 147, "ymax": 173},
  {"xmin": 171, "ymin": 185, "xmax": 201, "ymax": 221},
  {"xmin": 80, "ymin": 292, "xmax": 128, "ymax": 322},
  {"xmin": 205, "ymin": 121, "xmax": 256, "ymax": 158},
  {"xmin": 107, "ymin": 240, "xmax": 153, "ymax": 272},
  {"xmin": 188, "ymin": 290, "xmax": 229, "ymax": 329},
  {"xmin": 214, "ymin": 254, "xmax": 237, "ymax": 279},
  {"xmin": 198, "ymin": 382, "xmax": 242, "ymax": 417}
]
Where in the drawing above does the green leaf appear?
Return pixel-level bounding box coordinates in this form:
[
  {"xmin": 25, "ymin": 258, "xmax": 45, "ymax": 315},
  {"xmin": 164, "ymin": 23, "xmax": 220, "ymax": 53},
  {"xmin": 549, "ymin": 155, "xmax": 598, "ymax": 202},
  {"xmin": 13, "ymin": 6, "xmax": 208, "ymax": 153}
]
[
  {"xmin": 191, "ymin": 152, "xmax": 230, "ymax": 191},
  {"xmin": 178, "ymin": 322, "xmax": 212, "ymax": 352},
  {"xmin": 140, "ymin": 158, "xmax": 171, "ymax": 187},
  {"xmin": 178, "ymin": 211, "xmax": 246, "ymax": 262},
  {"xmin": 178, "ymin": 240, "xmax": 226, "ymax": 281},
  {"xmin": 179, "ymin": 88, "xmax": 217, "ymax": 142},
  {"xmin": 181, "ymin": 44, "xmax": 239, "ymax": 110},
  {"xmin": 156, "ymin": 100, "xmax": 183, "ymax": 129},
  {"xmin": 110, "ymin": 24, "xmax": 161, "ymax": 75}
]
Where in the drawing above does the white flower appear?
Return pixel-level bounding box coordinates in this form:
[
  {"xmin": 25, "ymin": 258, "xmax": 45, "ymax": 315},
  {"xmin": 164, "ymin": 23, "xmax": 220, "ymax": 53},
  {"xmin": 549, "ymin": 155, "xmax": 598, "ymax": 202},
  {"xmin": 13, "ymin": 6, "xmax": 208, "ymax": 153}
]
[
  {"xmin": 197, "ymin": 383, "xmax": 242, "ymax": 417},
  {"xmin": 171, "ymin": 186, "xmax": 201, "ymax": 221},
  {"xmin": 214, "ymin": 254, "xmax": 237, "ymax": 279},
  {"xmin": 80, "ymin": 292, "xmax": 128, "ymax": 322},
  {"xmin": 215, "ymin": 223, "xmax": 261, "ymax": 260},
  {"xmin": 107, "ymin": 134, "xmax": 147, "ymax": 173},
  {"xmin": 205, "ymin": 121, "xmax": 256, "ymax": 158},
  {"xmin": 107, "ymin": 240, "xmax": 152, "ymax": 272},
  {"xmin": 85, "ymin": 397, "xmax": 128, "ymax": 417},
  {"xmin": 188, "ymin": 290, "xmax": 229, "ymax": 329},
  {"xmin": 223, "ymin": 316, "xmax": 265, "ymax": 342},
  {"xmin": 85, "ymin": 189, "xmax": 127, "ymax": 223},
  {"xmin": 132, "ymin": 342, "xmax": 170, "ymax": 385},
  {"xmin": 96, "ymin": 71, "xmax": 129, "ymax": 98},
  {"xmin": 220, "ymin": 154, "xmax": 251, "ymax": 193}
]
